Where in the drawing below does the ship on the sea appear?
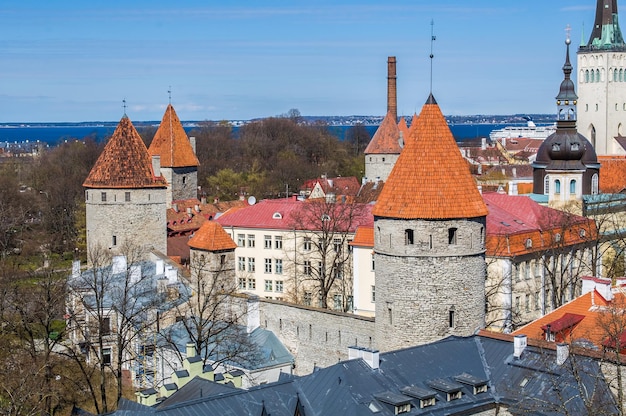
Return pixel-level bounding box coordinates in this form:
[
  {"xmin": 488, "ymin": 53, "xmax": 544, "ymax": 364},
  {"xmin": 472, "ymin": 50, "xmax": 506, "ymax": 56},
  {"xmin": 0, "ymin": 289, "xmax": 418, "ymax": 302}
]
[{"xmin": 489, "ymin": 116, "xmax": 556, "ymax": 141}]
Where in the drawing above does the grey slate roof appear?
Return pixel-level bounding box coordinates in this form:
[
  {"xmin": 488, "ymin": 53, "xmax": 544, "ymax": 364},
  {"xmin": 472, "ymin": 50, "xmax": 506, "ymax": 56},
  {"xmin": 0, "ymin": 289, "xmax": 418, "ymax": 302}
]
[{"xmin": 105, "ymin": 334, "xmax": 619, "ymax": 416}]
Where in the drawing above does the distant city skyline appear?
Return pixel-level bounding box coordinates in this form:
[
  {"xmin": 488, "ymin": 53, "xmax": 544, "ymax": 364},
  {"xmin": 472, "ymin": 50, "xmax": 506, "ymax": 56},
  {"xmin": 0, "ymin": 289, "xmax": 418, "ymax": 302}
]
[{"xmin": 1, "ymin": 1, "xmax": 600, "ymax": 122}]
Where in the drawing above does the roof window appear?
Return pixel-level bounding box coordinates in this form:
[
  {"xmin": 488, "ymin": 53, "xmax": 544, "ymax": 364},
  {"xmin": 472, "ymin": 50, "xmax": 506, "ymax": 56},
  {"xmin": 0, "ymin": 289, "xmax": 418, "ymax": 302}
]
[
  {"xmin": 454, "ymin": 373, "xmax": 488, "ymax": 395},
  {"xmin": 374, "ymin": 392, "xmax": 412, "ymax": 414},
  {"xmin": 401, "ymin": 386, "xmax": 437, "ymax": 409},
  {"xmin": 427, "ymin": 378, "xmax": 464, "ymax": 402},
  {"xmin": 525, "ymin": 238, "xmax": 533, "ymax": 249},
  {"xmin": 272, "ymin": 212, "xmax": 282, "ymax": 219}
]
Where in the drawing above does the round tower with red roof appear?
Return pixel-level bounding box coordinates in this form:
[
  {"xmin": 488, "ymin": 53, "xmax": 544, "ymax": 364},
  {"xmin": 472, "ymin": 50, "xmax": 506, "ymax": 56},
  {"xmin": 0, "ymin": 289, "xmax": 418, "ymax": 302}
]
[
  {"xmin": 83, "ymin": 115, "xmax": 168, "ymax": 259},
  {"xmin": 372, "ymin": 94, "xmax": 488, "ymax": 351}
]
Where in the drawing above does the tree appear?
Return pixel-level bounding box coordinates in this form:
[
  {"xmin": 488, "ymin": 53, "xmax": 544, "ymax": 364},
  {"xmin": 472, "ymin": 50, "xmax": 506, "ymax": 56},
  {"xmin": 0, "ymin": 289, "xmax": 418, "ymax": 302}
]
[
  {"xmin": 161, "ymin": 247, "xmax": 258, "ymax": 375},
  {"xmin": 65, "ymin": 242, "xmax": 163, "ymax": 412},
  {"xmin": 285, "ymin": 199, "xmax": 369, "ymax": 310},
  {"xmin": 345, "ymin": 123, "xmax": 371, "ymax": 156}
]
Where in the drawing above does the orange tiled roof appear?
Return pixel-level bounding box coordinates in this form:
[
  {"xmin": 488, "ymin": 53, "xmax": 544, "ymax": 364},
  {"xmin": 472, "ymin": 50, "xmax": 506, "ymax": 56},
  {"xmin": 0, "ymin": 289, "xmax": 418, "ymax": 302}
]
[
  {"xmin": 188, "ymin": 221, "xmax": 237, "ymax": 251},
  {"xmin": 364, "ymin": 111, "xmax": 402, "ymax": 155},
  {"xmin": 350, "ymin": 226, "xmax": 374, "ymax": 247},
  {"xmin": 598, "ymin": 156, "xmax": 626, "ymax": 193},
  {"xmin": 148, "ymin": 104, "xmax": 199, "ymax": 168},
  {"xmin": 373, "ymin": 95, "xmax": 488, "ymax": 219},
  {"xmin": 397, "ymin": 117, "xmax": 409, "ymax": 143},
  {"xmin": 513, "ymin": 289, "xmax": 625, "ymax": 350},
  {"xmin": 408, "ymin": 113, "xmax": 419, "ymax": 138},
  {"xmin": 83, "ymin": 116, "xmax": 167, "ymax": 189}
]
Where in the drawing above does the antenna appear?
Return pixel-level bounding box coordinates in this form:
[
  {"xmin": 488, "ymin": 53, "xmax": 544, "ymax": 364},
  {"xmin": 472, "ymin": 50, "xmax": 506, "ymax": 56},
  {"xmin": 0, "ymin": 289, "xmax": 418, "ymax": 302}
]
[{"xmin": 429, "ymin": 19, "xmax": 436, "ymax": 94}]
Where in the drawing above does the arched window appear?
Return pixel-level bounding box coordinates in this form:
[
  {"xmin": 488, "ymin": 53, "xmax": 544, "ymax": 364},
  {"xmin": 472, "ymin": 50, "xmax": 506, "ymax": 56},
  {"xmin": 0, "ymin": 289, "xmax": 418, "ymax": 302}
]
[
  {"xmin": 592, "ymin": 173, "xmax": 599, "ymax": 195},
  {"xmin": 449, "ymin": 307, "xmax": 456, "ymax": 328},
  {"xmin": 614, "ymin": 68, "xmax": 618, "ymax": 82},
  {"xmin": 591, "ymin": 125, "xmax": 596, "ymax": 148},
  {"xmin": 405, "ymin": 229, "xmax": 414, "ymax": 245},
  {"xmin": 621, "ymin": 68, "xmax": 624, "ymax": 82},
  {"xmin": 544, "ymin": 175, "xmax": 550, "ymax": 195},
  {"xmin": 570, "ymin": 179, "xmax": 577, "ymax": 195},
  {"xmin": 585, "ymin": 70, "xmax": 590, "ymax": 83},
  {"xmin": 597, "ymin": 69, "xmax": 601, "ymax": 82},
  {"xmin": 555, "ymin": 179, "xmax": 561, "ymax": 194}
]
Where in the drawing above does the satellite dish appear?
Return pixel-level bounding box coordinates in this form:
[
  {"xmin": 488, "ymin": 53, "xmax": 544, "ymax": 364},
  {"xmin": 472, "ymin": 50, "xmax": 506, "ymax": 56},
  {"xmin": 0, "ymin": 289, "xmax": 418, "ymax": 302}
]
[{"xmin": 247, "ymin": 196, "xmax": 257, "ymax": 205}]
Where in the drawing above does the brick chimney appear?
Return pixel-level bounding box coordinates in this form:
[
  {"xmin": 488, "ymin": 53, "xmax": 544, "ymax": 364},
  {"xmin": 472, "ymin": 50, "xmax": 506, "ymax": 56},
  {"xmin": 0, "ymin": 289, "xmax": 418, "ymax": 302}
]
[{"xmin": 387, "ymin": 56, "xmax": 397, "ymax": 121}]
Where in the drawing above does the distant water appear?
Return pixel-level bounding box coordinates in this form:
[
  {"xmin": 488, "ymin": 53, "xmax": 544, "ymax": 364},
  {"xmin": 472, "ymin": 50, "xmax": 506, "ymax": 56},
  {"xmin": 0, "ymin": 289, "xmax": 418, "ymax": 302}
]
[{"xmin": 0, "ymin": 123, "xmax": 512, "ymax": 147}]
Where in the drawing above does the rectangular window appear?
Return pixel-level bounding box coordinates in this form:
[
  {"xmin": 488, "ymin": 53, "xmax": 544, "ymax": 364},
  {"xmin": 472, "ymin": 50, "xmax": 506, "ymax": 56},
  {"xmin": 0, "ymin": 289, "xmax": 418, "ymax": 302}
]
[
  {"xmin": 275, "ymin": 236, "xmax": 282, "ymax": 250},
  {"xmin": 238, "ymin": 278, "xmax": 246, "ymax": 290},
  {"xmin": 247, "ymin": 234, "xmax": 255, "ymax": 248},
  {"xmin": 303, "ymin": 237, "xmax": 312, "ymax": 251},
  {"xmin": 101, "ymin": 192, "xmax": 107, "ymax": 202},
  {"xmin": 237, "ymin": 234, "xmax": 245, "ymax": 247},
  {"xmin": 112, "ymin": 235, "xmax": 117, "ymax": 247},
  {"xmin": 304, "ymin": 292, "xmax": 312, "ymax": 306},
  {"xmin": 275, "ymin": 280, "xmax": 283, "ymax": 292},
  {"xmin": 102, "ymin": 348, "xmax": 111, "ymax": 365},
  {"xmin": 303, "ymin": 261, "xmax": 312, "ymax": 275},
  {"xmin": 248, "ymin": 278, "xmax": 256, "ymax": 290},
  {"xmin": 371, "ymin": 253, "xmax": 375, "ymax": 271},
  {"xmin": 275, "ymin": 259, "xmax": 283, "ymax": 275},
  {"xmin": 333, "ymin": 294, "xmax": 342, "ymax": 311},
  {"xmin": 248, "ymin": 257, "xmax": 255, "ymax": 272},
  {"xmin": 125, "ymin": 191, "xmax": 131, "ymax": 202},
  {"xmin": 535, "ymin": 291, "xmax": 540, "ymax": 310},
  {"xmin": 347, "ymin": 296, "xmax": 353, "ymax": 312},
  {"xmin": 264, "ymin": 235, "xmax": 272, "ymax": 249},
  {"xmin": 334, "ymin": 267, "xmax": 343, "ymax": 280},
  {"xmin": 101, "ymin": 317, "xmax": 111, "ymax": 336},
  {"xmin": 238, "ymin": 257, "xmax": 245, "ymax": 271},
  {"xmin": 333, "ymin": 238, "xmax": 342, "ymax": 253},
  {"xmin": 524, "ymin": 261, "xmax": 530, "ymax": 280},
  {"xmin": 515, "ymin": 296, "xmax": 521, "ymax": 311},
  {"xmin": 264, "ymin": 258, "xmax": 272, "ymax": 273},
  {"xmin": 525, "ymin": 294, "xmax": 530, "ymax": 312},
  {"xmin": 264, "ymin": 280, "xmax": 273, "ymax": 292},
  {"xmin": 371, "ymin": 285, "xmax": 376, "ymax": 302}
]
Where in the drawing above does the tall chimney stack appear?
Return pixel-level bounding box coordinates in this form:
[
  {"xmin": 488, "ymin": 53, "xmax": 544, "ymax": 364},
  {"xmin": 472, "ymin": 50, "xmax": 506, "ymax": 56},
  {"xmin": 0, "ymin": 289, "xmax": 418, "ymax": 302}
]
[{"xmin": 387, "ymin": 56, "xmax": 397, "ymax": 121}]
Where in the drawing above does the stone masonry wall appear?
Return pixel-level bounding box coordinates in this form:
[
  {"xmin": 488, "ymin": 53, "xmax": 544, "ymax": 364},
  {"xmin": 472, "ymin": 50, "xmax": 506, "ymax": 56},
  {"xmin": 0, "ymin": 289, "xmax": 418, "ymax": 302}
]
[
  {"xmin": 374, "ymin": 217, "xmax": 486, "ymax": 352},
  {"xmin": 365, "ymin": 153, "xmax": 399, "ymax": 183},
  {"xmin": 170, "ymin": 166, "xmax": 198, "ymax": 202},
  {"xmin": 256, "ymin": 299, "xmax": 375, "ymax": 375},
  {"xmin": 85, "ymin": 187, "xmax": 167, "ymax": 258}
]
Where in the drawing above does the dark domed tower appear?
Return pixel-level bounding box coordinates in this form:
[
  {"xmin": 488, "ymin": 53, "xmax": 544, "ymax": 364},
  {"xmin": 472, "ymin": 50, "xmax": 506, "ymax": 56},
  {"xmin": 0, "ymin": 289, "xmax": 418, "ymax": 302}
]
[
  {"xmin": 534, "ymin": 36, "xmax": 600, "ymax": 203},
  {"xmin": 373, "ymin": 94, "xmax": 488, "ymax": 352}
]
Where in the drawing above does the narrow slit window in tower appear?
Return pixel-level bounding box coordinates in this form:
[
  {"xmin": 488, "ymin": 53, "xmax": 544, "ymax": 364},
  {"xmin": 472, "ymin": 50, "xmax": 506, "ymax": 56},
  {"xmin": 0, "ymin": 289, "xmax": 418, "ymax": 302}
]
[
  {"xmin": 448, "ymin": 228, "xmax": 457, "ymax": 245},
  {"xmin": 405, "ymin": 229, "xmax": 414, "ymax": 245}
]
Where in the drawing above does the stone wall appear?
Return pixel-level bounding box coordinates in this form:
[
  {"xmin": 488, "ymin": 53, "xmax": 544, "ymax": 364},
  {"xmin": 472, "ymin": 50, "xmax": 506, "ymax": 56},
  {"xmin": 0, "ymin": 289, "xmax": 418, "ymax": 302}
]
[
  {"xmin": 255, "ymin": 299, "xmax": 375, "ymax": 375},
  {"xmin": 364, "ymin": 153, "xmax": 399, "ymax": 183},
  {"xmin": 85, "ymin": 187, "xmax": 167, "ymax": 258},
  {"xmin": 170, "ymin": 166, "xmax": 198, "ymax": 202},
  {"xmin": 374, "ymin": 217, "xmax": 486, "ymax": 351}
]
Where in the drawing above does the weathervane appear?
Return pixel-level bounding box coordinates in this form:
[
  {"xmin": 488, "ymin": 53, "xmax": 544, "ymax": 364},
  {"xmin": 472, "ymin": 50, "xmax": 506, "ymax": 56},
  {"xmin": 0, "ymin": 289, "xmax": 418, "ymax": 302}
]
[
  {"xmin": 168, "ymin": 86, "xmax": 172, "ymax": 104},
  {"xmin": 122, "ymin": 98, "xmax": 127, "ymax": 116},
  {"xmin": 430, "ymin": 19, "xmax": 436, "ymax": 94},
  {"xmin": 565, "ymin": 24, "xmax": 571, "ymax": 43}
]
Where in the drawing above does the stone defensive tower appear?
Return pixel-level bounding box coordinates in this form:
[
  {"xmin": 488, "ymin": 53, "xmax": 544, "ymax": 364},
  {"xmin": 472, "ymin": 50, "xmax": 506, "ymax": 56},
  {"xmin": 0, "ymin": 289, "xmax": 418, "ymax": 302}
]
[
  {"xmin": 148, "ymin": 104, "xmax": 200, "ymax": 206},
  {"xmin": 364, "ymin": 57, "xmax": 403, "ymax": 182},
  {"xmin": 83, "ymin": 115, "xmax": 167, "ymax": 259},
  {"xmin": 372, "ymin": 94, "xmax": 488, "ymax": 352},
  {"xmin": 577, "ymin": 0, "xmax": 626, "ymax": 155}
]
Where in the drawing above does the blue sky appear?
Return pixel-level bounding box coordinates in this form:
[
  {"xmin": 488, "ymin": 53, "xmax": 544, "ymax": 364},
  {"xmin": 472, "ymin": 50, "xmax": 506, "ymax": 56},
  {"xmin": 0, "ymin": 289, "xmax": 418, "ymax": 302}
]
[{"xmin": 0, "ymin": 1, "xmax": 599, "ymax": 122}]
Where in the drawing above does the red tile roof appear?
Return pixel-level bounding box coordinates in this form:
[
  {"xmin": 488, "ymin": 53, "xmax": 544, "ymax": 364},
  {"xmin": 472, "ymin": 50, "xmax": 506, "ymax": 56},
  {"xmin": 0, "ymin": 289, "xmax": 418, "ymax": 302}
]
[
  {"xmin": 167, "ymin": 199, "xmax": 246, "ymax": 236},
  {"xmin": 83, "ymin": 116, "xmax": 167, "ymax": 189},
  {"xmin": 484, "ymin": 192, "xmax": 597, "ymax": 257},
  {"xmin": 188, "ymin": 221, "xmax": 237, "ymax": 251},
  {"xmin": 373, "ymin": 95, "xmax": 488, "ymax": 219},
  {"xmin": 397, "ymin": 117, "xmax": 409, "ymax": 144},
  {"xmin": 513, "ymin": 290, "xmax": 626, "ymax": 350},
  {"xmin": 300, "ymin": 176, "xmax": 361, "ymax": 197},
  {"xmin": 598, "ymin": 156, "xmax": 626, "ymax": 193},
  {"xmin": 364, "ymin": 111, "xmax": 402, "ymax": 155},
  {"xmin": 216, "ymin": 198, "xmax": 373, "ymax": 232},
  {"xmin": 148, "ymin": 104, "xmax": 199, "ymax": 168},
  {"xmin": 350, "ymin": 226, "xmax": 374, "ymax": 247}
]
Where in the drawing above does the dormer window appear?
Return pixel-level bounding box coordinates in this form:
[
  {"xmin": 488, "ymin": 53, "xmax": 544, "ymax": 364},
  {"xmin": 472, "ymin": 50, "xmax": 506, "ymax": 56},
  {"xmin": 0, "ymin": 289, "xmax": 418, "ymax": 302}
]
[
  {"xmin": 552, "ymin": 143, "xmax": 561, "ymax": 152},
  {"xmin": 401, "ymin": 386, "xmax": 437, "ymax": 409},
  {"xmin": 454, "ymin": 373, "xmax": 489, "ymax": 395},
  {"xmin": 321, "ymin": 214, "xmax": 331, "ymax": 221},
  {"xmin": 373, "ymin": 392, "xmax": 412, "ymax": 415},
  {"xmin": 555, "ymin": 233, "xmax": 561, "ymax": 242},
  {"xmin": 525, "ymin": 238, "xmax": 533, "ymax": 249},
  {"xmin": 579, "ymin": 229, "xmax": 586, "ymax": 238},
  {"xmin": 571, "ymin": 142, "xmax": 579, "ymax": 151},
  {"xmin": 427, "ymin": 378, "xmax": 464, "ymax": 402},
  {"xmin": 272, "ymin": 212, "xmax": 282, "ymax": 219}
]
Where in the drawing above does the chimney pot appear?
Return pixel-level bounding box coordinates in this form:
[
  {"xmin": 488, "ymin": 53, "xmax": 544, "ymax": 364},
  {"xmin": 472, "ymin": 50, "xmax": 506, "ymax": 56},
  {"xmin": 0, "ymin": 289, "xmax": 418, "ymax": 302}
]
[
  {"xmin": 151, "ymin": 155, "xmax": 161, "ymax": 177},
  {"xmin": 514, "ymin": 334, "xmax": 527, "ymax": 358}
]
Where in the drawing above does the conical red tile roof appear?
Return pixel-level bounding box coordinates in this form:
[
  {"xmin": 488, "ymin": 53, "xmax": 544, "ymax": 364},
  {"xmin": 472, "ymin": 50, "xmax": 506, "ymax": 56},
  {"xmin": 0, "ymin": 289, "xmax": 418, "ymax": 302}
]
[
  {"xmin": 83, "ymin": 116, "xmax": 167, "ymax": 189},
  {"xmin": 398, "ymin": 117, "xmax": 409, "ymax": 145},
  {"xmin": 148, "ymin": 104, "xmax": 199, "ymax": 168},
  {"xmin": 373, "ymin": 95, "xmax": 488, "ymax": 219},
  {"xmin": 188, "ymin": 221, "xmax": 237, "ymax": 251},
  {"xmin": 364, "ymin": 111, "xmax": 402, "ymax": 155}
]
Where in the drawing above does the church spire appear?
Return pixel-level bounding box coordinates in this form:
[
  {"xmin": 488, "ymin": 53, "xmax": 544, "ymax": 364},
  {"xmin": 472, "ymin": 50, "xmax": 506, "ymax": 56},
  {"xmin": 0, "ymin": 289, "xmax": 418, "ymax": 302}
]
[
  {"xmin": 583, "ymin": 0, "xmax": 625, "ymax": 49},
  {"xmin": 556, "ymin": 29, "xmax": 578, "ymax": 123}
]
